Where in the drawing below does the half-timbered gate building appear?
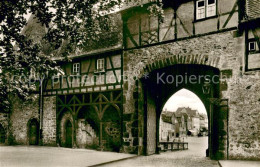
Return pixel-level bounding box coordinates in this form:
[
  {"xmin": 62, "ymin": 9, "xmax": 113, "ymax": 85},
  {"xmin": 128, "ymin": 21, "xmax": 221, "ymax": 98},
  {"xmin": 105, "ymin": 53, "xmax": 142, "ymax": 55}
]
[
  {"xmin": 1, "ymin": 0, "xmax": 259, "ymax": 161},
  {"xmin": 42, "ymin": 50, "xmax": 123, "ymax": 151}
]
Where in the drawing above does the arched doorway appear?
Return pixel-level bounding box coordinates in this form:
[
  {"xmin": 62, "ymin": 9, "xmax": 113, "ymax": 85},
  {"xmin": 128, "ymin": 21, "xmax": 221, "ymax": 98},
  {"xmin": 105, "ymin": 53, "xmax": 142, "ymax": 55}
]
[
  {"xmin": 57, "ymin": 111, "xmax": 74, "ymax": 148},
  {"xmin": 101, "ymin": 105, "xmax": 121, "ymax": 152},
  {"xmin": 65, "ymin": 120, "xmax": 73, "ymax": 148},
  {"xmin": 141, "ymin": 64, "xmax": 228, "ymax": 159},
  {"xmin": 0, "ymin": 124, "xmax": 5, "ymax": 144},
  {"xmin": 159, "ymin": 88, "xmax": 209, "ymax": 157},
  {"xmin": 28, "ymin": 119, "xmax": 39, "ymax": 145},
  {"xmin": 76, "ymin": 106, "xmax": 100, "ymax": 149}
]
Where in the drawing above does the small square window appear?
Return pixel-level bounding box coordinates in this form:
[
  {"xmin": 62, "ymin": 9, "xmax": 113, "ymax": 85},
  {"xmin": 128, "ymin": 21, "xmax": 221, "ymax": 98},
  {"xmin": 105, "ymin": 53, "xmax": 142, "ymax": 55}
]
[
  {"xmin": 73, "ymin": 63, "xmax": 80, "ymax": 73},
  {"xmin": 249, "ymin": 41, "xmax": 256, "ymax": 51},
  {"xmin": 97, "ymin": 58, "xmax": 105, "ymax": 72}
]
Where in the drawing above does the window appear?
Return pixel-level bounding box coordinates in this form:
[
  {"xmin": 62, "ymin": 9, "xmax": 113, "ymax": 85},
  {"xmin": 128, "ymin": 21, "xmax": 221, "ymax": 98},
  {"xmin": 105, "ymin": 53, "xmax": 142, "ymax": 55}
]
[
  {"xmin": 196, "ymin": 0, "xmax": 216, "ymax": 20},
  {"xmin": 246, "ymin": 38, "xmax": 260, "ymax": 71},
  {"xmin": 207, "ymin": 0, "xmax": 216, "ymax": 17},
  {"xmin": 249, "ymin": 41, "xmax": 256, "ymax": 51},
  {"xmin": 96, "ymin": 58, "xmax": 105, "ymax": 72},
  {"xmin": 73, "ymin": 63, "xmax": 80, "ymax": 73},
  {"xmin": 197, "ymin": 0, "xmax": 205, "ymax": 19}
]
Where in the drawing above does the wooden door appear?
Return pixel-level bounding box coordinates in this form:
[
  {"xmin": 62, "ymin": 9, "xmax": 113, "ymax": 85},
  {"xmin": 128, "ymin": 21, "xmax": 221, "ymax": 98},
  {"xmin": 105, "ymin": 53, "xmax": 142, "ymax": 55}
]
[
  {"xmin": 0, "ymin": 124, "xmax": 5, "ymax": 144},
  {"xmin": 29, "ymin": 120, "xmax": 39, "ymax": 145},
  {"xmin": 65, "ymin": 121, "xmax": 73, "ymax": 148}
]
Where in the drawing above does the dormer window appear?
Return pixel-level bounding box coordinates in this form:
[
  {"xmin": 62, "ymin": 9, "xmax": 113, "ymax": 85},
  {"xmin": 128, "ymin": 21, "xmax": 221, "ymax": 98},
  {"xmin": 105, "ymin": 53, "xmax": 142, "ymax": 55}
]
[
  {"xmin": 72, "ymin": 63, "xmax": 80, "ymax": 74},
  {"xmin": 96, "ymin": 58, "xmax": 105, "ymax": 72},
  {"xmin": 196, "ymin": 0, "xmax": 216, "ymax": 20}
]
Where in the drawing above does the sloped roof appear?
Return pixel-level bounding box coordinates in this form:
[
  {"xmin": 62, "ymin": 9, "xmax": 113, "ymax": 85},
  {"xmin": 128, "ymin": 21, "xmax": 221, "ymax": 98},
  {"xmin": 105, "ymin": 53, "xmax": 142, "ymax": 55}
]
[
  {"xmin": 175, "ymin": 107, "xmax": 198, "ymax": 117},
  {"xmin": 246, "ymin": 0, "xmax": 260, "ymax": 19},
  {"xmin": 161, "ymin": 111, "xmax": 173, "ymax": 124},
  {"xmin": 22, "ymin": 13, "xmax": 122, "ymax": 61}
]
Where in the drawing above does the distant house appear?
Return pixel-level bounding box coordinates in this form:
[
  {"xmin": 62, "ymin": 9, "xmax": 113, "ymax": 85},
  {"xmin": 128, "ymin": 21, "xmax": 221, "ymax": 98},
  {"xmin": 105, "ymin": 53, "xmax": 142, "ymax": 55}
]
[
  {"xmin": 175, "ymin": 112, "xmax": 188, "ymax": 137},
  {"xmin": 200, "ymin": 114, "xmax": 208, "ymax": 130},
  {"xmin": 160, "ymin": 107, "xmax": 209, "ymax": 138},
  {"xmin": 159, "ymin": 111, "xmax": 175, "ymax": 142},
  {"xmin": 176, "ymin": 107, "xmax": 200, "ymax": 136}
]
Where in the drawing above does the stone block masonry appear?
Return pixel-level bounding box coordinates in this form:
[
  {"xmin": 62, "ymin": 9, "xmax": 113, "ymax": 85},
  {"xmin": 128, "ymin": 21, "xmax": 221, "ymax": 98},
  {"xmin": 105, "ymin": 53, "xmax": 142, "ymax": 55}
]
[
  {"xmin": 9, "ymin": 95, "xmax": 39, "ymax": 145},
  {"xmin": 227, "ymin": 71, "xmax": 260, "ymax": 160},
  {"xmin": 42, "ymin": 96, "xmax": 57, "ymax": 146}
]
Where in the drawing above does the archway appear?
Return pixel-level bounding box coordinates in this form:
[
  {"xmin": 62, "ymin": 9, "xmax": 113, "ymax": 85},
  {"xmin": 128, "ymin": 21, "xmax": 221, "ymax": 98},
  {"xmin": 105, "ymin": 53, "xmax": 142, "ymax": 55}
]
[
  {"xmin": 101, "ymin": 105, "xmax": 121, "ymax": 152},
  {"xmin": 141, "ymin": 64, "xmax": 227, "ymax": 159},
  {"xmin": 0, "ymin": 123, "xmax": 5, "ymax": 144},
  {"xmin": 76, "ymin": 106, "xmax": 100, "ymax": 149},
  {"xmin": 28, "ymin": 119, "xmax": 39, "ymax": 145},
  {"xmin": 57, "ymin": 110, "xmax": 74, "ymax": 148},
  {"xmin": 159, "ymin": 88, "xmax": 209, "ymax": 156},
  {"xmin": 65, "ymin": 120, "xmax": 73, "ymax": 148}
]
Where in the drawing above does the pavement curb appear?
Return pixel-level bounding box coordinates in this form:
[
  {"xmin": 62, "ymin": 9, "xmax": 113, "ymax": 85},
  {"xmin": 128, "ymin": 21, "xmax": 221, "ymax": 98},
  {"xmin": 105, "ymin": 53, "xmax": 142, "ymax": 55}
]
[
  {"xmin": 218, "ymin": 161, "xmax": 222, "ymax": 167},
  {"xmin": 87, "ymin": 155, "xmax": 139, "ymax": 167}
]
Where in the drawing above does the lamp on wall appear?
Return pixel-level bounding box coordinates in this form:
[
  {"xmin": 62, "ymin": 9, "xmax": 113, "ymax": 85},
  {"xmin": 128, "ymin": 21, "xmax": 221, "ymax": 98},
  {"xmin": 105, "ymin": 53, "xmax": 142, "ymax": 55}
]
[
  {"xmin": 202, "ymin": 78, "xmax": 211, "ymax": 95},
  {"xmin": 202, "ymin": 78, "xmax": 211, "ymax": 158}
]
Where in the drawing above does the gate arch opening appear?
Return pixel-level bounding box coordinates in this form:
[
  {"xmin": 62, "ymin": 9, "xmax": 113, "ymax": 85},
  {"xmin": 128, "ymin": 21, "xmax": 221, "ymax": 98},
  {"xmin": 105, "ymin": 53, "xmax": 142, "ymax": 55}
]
[
  {"xmin": 141, "ymin": 64, "xmax": 226, "ymax": 159},
  {"xmin": 102, "ymin": 105, "xmax": 121, "ymax": 152},
  {"xmin": 159, "ymin": 88, "xmax": 209, "ymax": 156},
  {"xmin": 28, "ymin": 118, "xmax": 39, "ymax": 145},
  {"xmin": 76, "ymin": 106, "xmax": 100, "ymax": 149}
]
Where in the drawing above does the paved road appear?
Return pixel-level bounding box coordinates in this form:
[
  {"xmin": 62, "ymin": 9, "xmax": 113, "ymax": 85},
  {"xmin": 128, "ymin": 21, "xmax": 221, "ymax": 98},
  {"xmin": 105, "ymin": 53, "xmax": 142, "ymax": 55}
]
[
  {"xmin": 101, "ymin": 137, "xmax": 220, "ymax": 167},
  {"xmin": 0, "ymin": 137, "xmax": 219, "ymax": 167},
  {"xmin": 0, "ymin": 146, "xmax": 135, "ymax": 167}
]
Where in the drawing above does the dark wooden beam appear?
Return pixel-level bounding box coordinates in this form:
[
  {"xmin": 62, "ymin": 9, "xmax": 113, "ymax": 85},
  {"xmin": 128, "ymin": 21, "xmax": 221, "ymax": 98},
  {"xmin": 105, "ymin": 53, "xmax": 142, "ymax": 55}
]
[
  {"xmin": 222, "ymin": 0, "xmax": 238, "ymax": 28},
  {"xmin": 176, "ymin": 13, "xmax": 191, "ymax": 36},
  {"xmin": 108, "ymin": 56, "xmax": 119, "ymax": 84}
]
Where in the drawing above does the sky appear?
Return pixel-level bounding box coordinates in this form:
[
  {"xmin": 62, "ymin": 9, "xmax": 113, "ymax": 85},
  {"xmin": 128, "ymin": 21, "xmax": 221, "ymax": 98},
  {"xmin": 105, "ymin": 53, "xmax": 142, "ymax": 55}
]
[{"xmin": 163, "ymin": 88, "xmax": 207, "ymax": 114}]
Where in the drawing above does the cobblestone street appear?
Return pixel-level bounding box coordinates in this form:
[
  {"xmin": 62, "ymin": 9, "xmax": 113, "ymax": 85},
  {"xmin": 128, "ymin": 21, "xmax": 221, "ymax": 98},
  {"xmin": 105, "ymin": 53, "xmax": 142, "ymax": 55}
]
[{"xmin": 101, "ymin": 137, "xmax": 220, "ymax": 167}]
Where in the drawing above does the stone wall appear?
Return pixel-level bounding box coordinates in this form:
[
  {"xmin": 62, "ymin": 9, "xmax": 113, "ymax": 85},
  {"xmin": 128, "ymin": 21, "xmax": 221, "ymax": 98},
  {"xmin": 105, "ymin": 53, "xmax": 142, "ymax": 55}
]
[
  {"xmin": 122, "ymin": 30, "xmax": 260, "ymax": 159},
  {"xmin": 42, "ymin": 96, "xmax": 56, "ymax": 146},
  {"xmin": 227, "ymin": 71, "xmax": 260, "ymax": 160},
  {"xmin": 146, "ymin": 91, "xmax": 156, "ymax": 155},
  {"xmin": 122, "ymin": 80, "xmax": 141, "ymax": 154},
  {"xmin": 10, "ymin": 95, "xmax": 39, "ymax": 145}
]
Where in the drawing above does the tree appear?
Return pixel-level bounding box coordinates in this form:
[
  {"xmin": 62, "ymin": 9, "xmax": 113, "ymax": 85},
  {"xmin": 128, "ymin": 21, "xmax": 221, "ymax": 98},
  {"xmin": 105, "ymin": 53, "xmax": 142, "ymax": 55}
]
[{"xmin": 0, "ymin": 0, "xmax": 163, "ymax": 111}]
